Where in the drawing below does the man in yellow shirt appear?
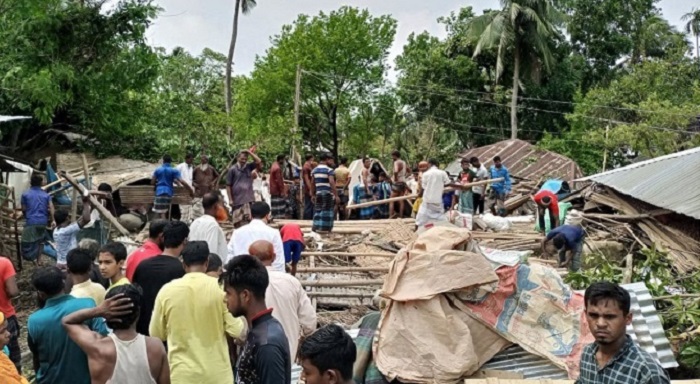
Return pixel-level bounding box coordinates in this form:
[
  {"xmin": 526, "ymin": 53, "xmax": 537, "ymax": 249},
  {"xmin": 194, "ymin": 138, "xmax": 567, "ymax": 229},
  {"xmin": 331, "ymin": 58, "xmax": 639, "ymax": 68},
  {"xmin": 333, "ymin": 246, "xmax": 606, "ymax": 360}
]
[
  {"xmin": 67, "ymin": 249, "xmax": 106, "ymax": 305},
  {"xmin": 334, "ymin": 157, "xmax": 351, "ymax": 221},
  {"xmin": 150, "ymin": 241, "xmax": 245, "ymax": 384}
]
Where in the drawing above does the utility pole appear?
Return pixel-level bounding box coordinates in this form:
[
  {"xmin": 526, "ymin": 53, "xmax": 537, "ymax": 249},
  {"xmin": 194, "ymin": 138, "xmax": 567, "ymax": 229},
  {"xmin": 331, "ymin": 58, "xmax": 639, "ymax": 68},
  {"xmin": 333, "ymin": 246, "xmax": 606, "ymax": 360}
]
[
  {"xmin": 602, "ymin": 124, "xmax": 610, "ymax": 171},
  {"xmin": 292, "ymin": 64, "xmax": 302, "ymax": 164}
]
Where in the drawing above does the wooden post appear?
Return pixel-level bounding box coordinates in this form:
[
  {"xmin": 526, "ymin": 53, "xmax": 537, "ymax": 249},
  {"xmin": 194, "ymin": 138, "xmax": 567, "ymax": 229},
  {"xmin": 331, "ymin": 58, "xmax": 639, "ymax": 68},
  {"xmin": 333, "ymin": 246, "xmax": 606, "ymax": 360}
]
[
  {"xmin": 61, "ymin": 172, "xmax": 131, "ymax": 236},
  {"xmin": 70, "ymin": 188, "xmax": 78, "ymax": 221},
  {"xmin": 11, "ymin": 188, "xmax": 21, "ymax": 271},
  {"xmin": 81, "ymin": 154, "xmax": 91, "ymax": 190},
  {"xmin": 602, "ymin": 124, "xmax": 610, "ymax": 172},
  {"xmin": 309, "ymin": 255, "xmax": 316, "ymax": 309}
]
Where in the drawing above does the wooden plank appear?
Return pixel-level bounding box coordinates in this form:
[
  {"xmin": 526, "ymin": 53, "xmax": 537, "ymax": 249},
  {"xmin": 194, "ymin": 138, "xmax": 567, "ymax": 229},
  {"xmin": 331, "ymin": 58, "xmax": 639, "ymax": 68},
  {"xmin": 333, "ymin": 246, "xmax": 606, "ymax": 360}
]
[
  {"xmin": 297, "ymin": 266, "xmax": 389, "ymax": 273},
  {"xmin": 301, "ymin": 252, "xmax": 394, "ymax": 258},
  {"xmin": 306, "ymin": 292, "xmax": 377, "ymax": 298},
  {"xmin": 118, "ymin": 185, "xmax": 193, "ymax": 205},
  {"xmin": 61, "ymin": 172, "xmax": 131, "ymax": 236},
  {"xmin": 301, "ymin": 279, "xmax": 384, "ymax": 287}
]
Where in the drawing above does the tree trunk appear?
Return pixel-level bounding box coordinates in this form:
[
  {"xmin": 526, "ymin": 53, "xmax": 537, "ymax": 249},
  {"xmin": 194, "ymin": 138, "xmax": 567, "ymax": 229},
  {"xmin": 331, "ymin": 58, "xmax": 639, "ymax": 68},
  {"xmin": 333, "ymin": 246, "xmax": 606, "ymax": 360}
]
[
  {"xmin": 510, "ymin": 47, "xmax": 520, "ymax": 140},
  {"xmin": 696, "ymin": 34, "xmax": 699, "ymax": 61},
  {"xmin": 331, "ymin": 105, "xmax": 339, "ymax": 159},
  {"xmin": 225, "ymin": 0, "xmax": 242, "ymax": 142}
]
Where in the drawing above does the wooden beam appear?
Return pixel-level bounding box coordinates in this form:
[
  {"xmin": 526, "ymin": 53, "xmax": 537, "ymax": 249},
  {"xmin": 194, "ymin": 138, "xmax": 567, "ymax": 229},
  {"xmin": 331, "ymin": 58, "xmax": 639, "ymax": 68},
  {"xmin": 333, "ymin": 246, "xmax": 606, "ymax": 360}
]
[
  {"xmin": 61, "ymin": 172, "xmax": 130, "ymax": 236},
  {"xmin": 297, "ymin": 266, "xmax": 389, "ymax": 273},
  {"xmin": 301, "ymin": 279, "xmax": 384, "ymax": 287},
  {"xmin": 306, "ymin": 292, "xmax": 377, "ymax": 298},
  {"xmin": 301, "ymin": 252, "xmax": 394, "ymax": 258},
  {"xmin": 81, "ymin": 154, "xmax": 92, "ymax": 190}
]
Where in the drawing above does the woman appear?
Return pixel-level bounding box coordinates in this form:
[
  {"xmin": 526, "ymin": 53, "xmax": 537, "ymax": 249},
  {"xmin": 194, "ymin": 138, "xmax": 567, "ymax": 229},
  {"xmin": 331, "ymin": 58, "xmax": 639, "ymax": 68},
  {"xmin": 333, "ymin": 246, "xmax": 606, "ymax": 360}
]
[{"xmin": 0, "ymin": 312, "xmax": 28, "ymax": 384}]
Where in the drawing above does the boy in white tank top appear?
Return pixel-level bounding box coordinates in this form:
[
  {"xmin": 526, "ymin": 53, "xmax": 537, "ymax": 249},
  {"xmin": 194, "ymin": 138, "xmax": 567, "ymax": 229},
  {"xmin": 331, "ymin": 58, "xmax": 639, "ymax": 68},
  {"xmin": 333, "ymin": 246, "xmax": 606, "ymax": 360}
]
[{"xmin": 62, "ymin": 284, "xmax": 170, "ymax": 384}]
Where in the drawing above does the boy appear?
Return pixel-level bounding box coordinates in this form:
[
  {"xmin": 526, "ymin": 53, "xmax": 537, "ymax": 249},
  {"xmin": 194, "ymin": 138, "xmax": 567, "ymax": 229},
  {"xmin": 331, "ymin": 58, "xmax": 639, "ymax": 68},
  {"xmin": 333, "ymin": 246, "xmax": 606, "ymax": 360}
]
[
  {"xmin": 299, "ymin": 324, "xmax": 356, "ymax": 384},
  {"xmin": 280, "ymin": 223, "xmax": 305, "ymax": 276},
  {"xmin": 206, "ymin": 253, "xmax": 224, "ymax": 280},
  {"xmin": 53, "ymin": 195, "xmax": 92, "ymax": 270},
  {"xmin": 67, "ymin": 248, "xmax": 106, "ymax": 306},
  {"xmin": 98, "ymin": 242, "xmax": 129, "ymax": 291}
]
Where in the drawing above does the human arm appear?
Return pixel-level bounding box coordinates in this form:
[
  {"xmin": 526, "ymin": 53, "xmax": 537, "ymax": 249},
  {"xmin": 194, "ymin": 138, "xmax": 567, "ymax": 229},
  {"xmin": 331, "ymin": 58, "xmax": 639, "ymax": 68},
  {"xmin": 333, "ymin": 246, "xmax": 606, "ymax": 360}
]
[
  {"xmin": 77, "ymin": 195, "xmax": 91, "ymax": 228},
  {"xmin": 149, "ymin": 293, "xmax": 167, "ymax": 341},
  {"xmin": 245, "ymin": 150, "xmax": 262, "ymax": 167},
  {"xmin": 329, "ymin": 174, "xmax": 338, "ymax": 200},
  {"xmin": 176, "ymin": 178, "xmax": 195, "ymax": 197},
  {"xmin": 273, "ymin": 233, "xmax": 286, "ymax": 272},
  {"xmin": 151, "ymin": 174, "xmax": 157, "ymax": 186},
  {"xmin": 1, "ymin": 259, "xmax": 19, "ymax": 298},
  {"xmin": 226, "ymin": 169, "xmax": 235, "ymax": 208},
  {"xmin": 27, "ymin": 333, "xmax": 39, "ymax": 372},
  {"xmin": 255, "ymin": 345, "xmax": 288, "ymax": 384},
  {"xmin": 297, "ymin": 285, "xmax": 317, "ymax": 335},
  {"xmin": 62, "ymin": 294, "xmax": 133, "ymax": 354}
]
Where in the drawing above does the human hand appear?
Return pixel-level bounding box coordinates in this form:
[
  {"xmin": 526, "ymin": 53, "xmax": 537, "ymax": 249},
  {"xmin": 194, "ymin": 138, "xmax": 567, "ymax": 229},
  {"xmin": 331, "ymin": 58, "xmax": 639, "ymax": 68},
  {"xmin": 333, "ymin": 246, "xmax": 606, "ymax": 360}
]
[{"xmin": 97, "ymin": 294, "xmax": 133, "ymax": 321}]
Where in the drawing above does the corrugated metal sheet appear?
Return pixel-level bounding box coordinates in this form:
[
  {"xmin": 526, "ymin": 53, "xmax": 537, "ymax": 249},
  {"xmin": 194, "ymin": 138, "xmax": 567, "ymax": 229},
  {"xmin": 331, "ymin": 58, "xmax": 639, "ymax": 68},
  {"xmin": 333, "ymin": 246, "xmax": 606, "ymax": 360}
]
[
  {"xmin": 446, "ymin": 139, "xmax": 584, "ymax": 182},
  {"xmin": 290, "ymin": 283, "xmax": 676, "ymax": 382},
  {"xmin": 577, "ymin": 147, "xmax": 700, "ymax": 220}
]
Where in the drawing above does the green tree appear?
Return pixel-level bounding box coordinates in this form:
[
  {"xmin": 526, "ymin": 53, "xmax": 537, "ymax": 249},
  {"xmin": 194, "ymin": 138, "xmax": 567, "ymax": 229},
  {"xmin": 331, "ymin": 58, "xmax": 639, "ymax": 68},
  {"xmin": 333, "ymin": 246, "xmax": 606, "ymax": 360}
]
[
  {"xmin": 683, "ymin": 8, "xmax": 700, "ymax": 59},
  {"xmin": 465, "ymin": 0, "xmax": 562, "ymax": 139},
  {"xmin": 225, "ymin": 0, "xmax": 257, "ymax": 141}
]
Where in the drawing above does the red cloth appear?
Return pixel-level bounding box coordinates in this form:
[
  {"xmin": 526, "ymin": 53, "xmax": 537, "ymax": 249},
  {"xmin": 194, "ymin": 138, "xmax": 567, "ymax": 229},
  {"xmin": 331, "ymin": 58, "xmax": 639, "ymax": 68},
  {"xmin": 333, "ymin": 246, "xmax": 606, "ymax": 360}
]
[
  {"xmin": 0, "ymin": 257, "xmax": 16, "ymax": 317},
  {"xmin": 302, "ymin": 161, "xmax": 314, "ymax": 196},
  {"xmin": 533, "ymin": 190, "xmax": 559, "ymax": 217},
  {"xmin": 269, "ymin": 162, "xmax": 285, "ymax": 196},
  {"xmin": 125, "ymin": 241, "xmax": 162, "ymax": 281},
  {"xmin": 280, "ymin": 224, "xmax": 304, "ymax": 243}
]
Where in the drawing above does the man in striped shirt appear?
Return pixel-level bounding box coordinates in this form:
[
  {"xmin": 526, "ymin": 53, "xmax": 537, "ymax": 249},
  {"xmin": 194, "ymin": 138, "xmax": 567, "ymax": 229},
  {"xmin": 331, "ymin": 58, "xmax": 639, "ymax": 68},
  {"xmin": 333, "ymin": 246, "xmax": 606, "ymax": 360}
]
[{"xmin": 310, "ymin": 153, "xmax": 338, "ymax": 233}]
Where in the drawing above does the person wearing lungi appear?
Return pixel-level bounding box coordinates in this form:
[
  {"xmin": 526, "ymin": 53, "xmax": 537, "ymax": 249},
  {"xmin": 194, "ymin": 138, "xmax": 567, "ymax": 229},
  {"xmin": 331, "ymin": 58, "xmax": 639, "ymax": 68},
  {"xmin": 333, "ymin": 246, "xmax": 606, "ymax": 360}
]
[
  {"xmin": 151, "ymin": 154, "xmax": 194, "ymax": 219},
  {"xmin": 226, "ymin": 149, "xmax": 262, "ymax": 228},
  {"xmin": 269, "ymin": 154, "xmax": 289, "ymax": 219},
  {"xmin": 310, "ymin": 153, "xmax": 338, "ymax": 233},
  {"xmin": 487, "ymin": 155, "xmax": 511, "ymax": 217},
  {"xmin": 21, "ymin": 174, "xmax": 53, "ymax": 265}
]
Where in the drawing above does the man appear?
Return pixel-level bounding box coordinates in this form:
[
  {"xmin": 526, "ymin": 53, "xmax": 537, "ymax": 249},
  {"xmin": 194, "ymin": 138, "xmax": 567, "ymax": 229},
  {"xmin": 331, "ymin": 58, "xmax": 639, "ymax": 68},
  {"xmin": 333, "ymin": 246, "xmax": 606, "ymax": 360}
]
[
  {"xmin": 67, "ymin": 248, "xmax": 106, "ymax": 306},
  {"xmin": 227, "ymin": 201, "xmax": 285, "ymax": 271},
  {"xmin": 299, "ymin": 324, "xmax": 357, "ymax": 384},
  {"xmin": 125, "ymin": 220, "xmax": 167, "ymax": 281},
  {"xmin": 469, "ymin": 157, "xmax": 489, "ymax": 215},
  {"xmin": 352, "ymin": 175, "xmax": 375, "ymax": 221},
  {"xmin": 311, "ymin": 153, "xmax": 338, "ymax": 233},
  {"xmin": 453, "ymin": 158, "xmax": 476, "ymax": 214},
  {"xmin": 189, "ymin": 192, "xmax": 228, "ymax": 261},
  {"xmin": 193, "ymin": 155, "xmax": 220, "ymax": 197},
  {"xmin": 334, "ymin": 156, "xmax": 351, "ymax": 221},
  {"xmin": 0, "ymin": 312, "xmax": 28, "ymax": 384},
  {"xmin": 374, "ymin": 173, "xmax": 392, "ymax": 219},
  {"xmin": 280, "ymin": 223, "xmax": 304, "ymax": 276},
  {"xmin": 226, "ymin": 149, "xmax": 262, "ymax": 227},
  {"xmin": 176, "ymin": 153, "xmax": 195, "ymax": 187},
  {"xmin": 361, "ymin": 157, "xmax": 372, "ymax": 196},
  {"xmin": 249, "ymin": 240, "xmax": 316, "ymax": 358},
  {"xmin": 541, "ymin": 224, "xmax": 585, "ymax": 271},
  {"xmin": 132, "ymin": 221, "xmax": 187, "ymax": 335},
  {"xmin": 533, "ymin": 189, "xmax": 560, "ymax": 232},
  {"xmin": 62, "ymin": 285, "xmax": 170, "ymax": 383},
  {"xmin": 98, "ymin": 242, "xmax": 129, "ymax": 291},
  {"xmin": 151, "ymin": 154, "xmax": 195, "ymax": 219},
  {"xmin": 389, "ymin": 150, "xmax": 408, "ymax": 219},
  {"xmin": 0, "ymin": 254, "xmax": 20, "ymax": 372},
  {"xmin": 27, "ymin": 266, "xmax": 108, "ymax": 384},
  {"xmin": 224, "ymin": 255, "xmax": 291, "ymax": 383},
  {"xmin": 415, "ymin": 159, "xmax": 452, "ymax": 227},
  {"xmin": 21, "ymin": 174, "xmax": 53, "ymax": 265},
  {"xmin": 269, "ymin": 154, "xmax": 289, "ymax": 219},
  {"xmin": 302, "ymin": 154, "xmax": 316, "ymax": 220},
  {"xmin": 78, "ymin": 239, "xmax": 110, "ymax": 289},
  {"xmin": 488, "ymin": 156, "xmax": 511, "ymax": 217},
  {"xmin": 206, "ymin": 253, "xmax": 224, "ymax": 280},
  {"xmin": 576, "ymin": 282, "xmax": 670, "ymax": 384},
  {"xmin": 53, "ymin": 194, "xmax": 92, "ymax": 270},
  {"xmin": 151, "ymin": 241, "xmax": 245, "ymax": 384}
]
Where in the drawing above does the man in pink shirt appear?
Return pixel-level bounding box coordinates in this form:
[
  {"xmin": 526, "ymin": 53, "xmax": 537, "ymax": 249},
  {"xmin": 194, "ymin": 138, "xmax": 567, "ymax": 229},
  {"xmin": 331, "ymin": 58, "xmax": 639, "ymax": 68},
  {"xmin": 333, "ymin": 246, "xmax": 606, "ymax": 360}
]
[
  {"xmin": 280, "ymin": 223, "xmax": 305, "ymax": 276},
  {"xmin": 125, "ymin": 220, "xmax": 167, "ymax": 281}
]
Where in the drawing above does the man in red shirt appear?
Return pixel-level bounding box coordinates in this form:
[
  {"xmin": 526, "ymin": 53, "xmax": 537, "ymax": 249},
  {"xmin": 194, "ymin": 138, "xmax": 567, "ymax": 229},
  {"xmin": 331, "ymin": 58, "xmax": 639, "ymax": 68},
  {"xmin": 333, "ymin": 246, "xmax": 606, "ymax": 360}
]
[
  {"xmin": 124, "ymin": 220, "xmax": 167, "ymax": 281},
  {"xmin": 280, "ymin": 223, "xmax": 305, "ymax": 276},
  {"xmin": 270, "ymin": 154, "xmax": 289, "ymax": 220},
  {"xmin": 533, "ymin": 190, "xmax": 560, "ymax": 232},
  {"xmin": 302, "ymin": 154, "xmax": 315, "ymax": 220},
  {"xmin": 0, "ymin": 255, "xmax": 20, "ymax": 372}
]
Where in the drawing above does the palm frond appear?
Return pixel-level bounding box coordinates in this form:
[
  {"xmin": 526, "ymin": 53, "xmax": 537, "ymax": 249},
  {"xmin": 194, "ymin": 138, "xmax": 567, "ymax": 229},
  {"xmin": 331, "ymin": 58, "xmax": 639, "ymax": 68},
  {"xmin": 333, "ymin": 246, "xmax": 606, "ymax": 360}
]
[
  {"xmin": 469, "ymin": 12, "xmax": 504, "ymax": 56},
  {"xmin": 241, "ymin": 0, "xmax": 257, "ymax": 14}
]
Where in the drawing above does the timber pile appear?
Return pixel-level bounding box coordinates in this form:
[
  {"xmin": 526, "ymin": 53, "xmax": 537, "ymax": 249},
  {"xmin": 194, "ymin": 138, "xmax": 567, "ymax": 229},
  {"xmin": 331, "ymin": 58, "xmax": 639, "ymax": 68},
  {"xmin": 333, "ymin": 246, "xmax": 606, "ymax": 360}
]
[{"xmin": 119, "ymin": 185, "xmax": 193, "ymax": 206}]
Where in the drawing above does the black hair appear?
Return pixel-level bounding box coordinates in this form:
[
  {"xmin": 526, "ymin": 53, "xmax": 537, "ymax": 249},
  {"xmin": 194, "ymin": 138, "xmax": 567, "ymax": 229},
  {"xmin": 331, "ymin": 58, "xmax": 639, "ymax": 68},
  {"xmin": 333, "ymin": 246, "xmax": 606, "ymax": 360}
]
[
  {"xmin": 54, "ymin": 210, "xmax": 69, "ymax": 226},
  {"xmin": 305, "ymin": 154, "xmax": 314, "ymax": 161},
  {"xmin": 379, "ymin": 171, "xmax": 388, "ymax": 178},
  {"xmin": 319, "ymin": 152, "xmax": 332, "ymax": 161},
  {"xmin": 223, "ymin": 255, "xmax": 268, "ymax": 299},
  {"xmin": 584, "ymin": 281, "xmax": 631, "ymax": 315},
  {"xmin": 163, "ymin": 221, "xmax": 189, "ymax": 248},
  {"xmin": 163, "ymin": 154, "xmax": 172, "ymax": 164},
  {"xmin": 67, "ymin": 248, "xmax": 93, "ymax": 274},
  {"xmin": 99, "ymin": 242, "xmax": 127, "ymax": 263},
  {"xmin": 207, "ymin": 253, "xmax": 223, "ymax": 273},
  {"xmin": 30, "ymin": 174, "xmax": 44, "ymax": 187},
  {"xmin": 148, "ymin": 220, "xmax": 168, "ymax": 239},
  {"xmin": 32, "ymin": 266, "xmax": 65, "ymax": 296},
  {"xmin": 276, "ymin": 154, "xmax": 286, "ymax": 162},
  {"xmin": 202, "ymin": 192, "xmax": 220, "ymax": 210},
  {"xmin": 299, "ymin": 324, "xmax": 356, "ymax": 380},
  {"xmin": 412, "ymin": 167, "xmax": 419, "ymax": 173},
  {"xmin": 541, "ymin": 196, "xmax": 552, "ymax": 205},
  {"xmin": 469, "ymin": 157, "xmax": 479, "ymax": 164},
  {"xmin": 97, "ymin": 183, "xmax": 112, "ymax": 193},
  {"xmin": 250, "ymin": 201, "xmax": 271, "ymax": 219},
  {"xmin": 182, "ymin": 241, "xmax": 209, "ymax": 266},
  {"xmin": 391, "ymin": 150, "xmax": 401, "ymax": 158},
  {"xmin": 493, "ymin": 155, "xmax": 502, "ymax": 162},
  {"xmin": 460, "ymin": 157, "xmax": 470, "ymax": 163},
  {"xmin": 185, "ymin": 153, "xmax": 194, "ymax": 160},
  {"xmin": 428, "ymin": 158, "xmax": 439, "ymax": 167},
  {"xmin": 105, "ymin": 284, "xmax": 142, "ymax": 330},
  {"xmin": 552, "ymin": 234, "xmax": 567, "ymax": 250}
]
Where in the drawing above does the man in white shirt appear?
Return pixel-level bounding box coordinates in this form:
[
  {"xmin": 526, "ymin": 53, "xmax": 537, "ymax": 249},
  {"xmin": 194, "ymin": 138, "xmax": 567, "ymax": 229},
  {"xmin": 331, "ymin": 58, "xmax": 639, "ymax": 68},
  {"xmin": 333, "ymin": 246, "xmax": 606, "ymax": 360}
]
[
  {"xmin": 469, "ymin": 156, "xmax": 489, "ymax": 215},
  {"xmin": 226, "ymin": 201, "xmax": 285, "ymax": 271},
  {"xmin": 416, "ymin": 158, "xmax": 454, "ymax": 227},
  {"xmin": 176, "ymin": 153, "xmax": 195, "ymax": 223},
  {"xmin": 248, "ymin": 239, "xmax": 316, "ymax": 359},
  {"xmin": 188, "ymin": 192, "xmax": 228, "ymax": 261}
]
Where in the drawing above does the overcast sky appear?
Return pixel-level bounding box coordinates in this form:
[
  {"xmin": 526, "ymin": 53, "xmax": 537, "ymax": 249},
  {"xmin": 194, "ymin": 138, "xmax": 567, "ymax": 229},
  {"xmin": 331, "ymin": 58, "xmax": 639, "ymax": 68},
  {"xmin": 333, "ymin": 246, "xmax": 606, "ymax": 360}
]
[{"xmin": 146, "ymin": 0, "xmax": 694, "ymax": 79}]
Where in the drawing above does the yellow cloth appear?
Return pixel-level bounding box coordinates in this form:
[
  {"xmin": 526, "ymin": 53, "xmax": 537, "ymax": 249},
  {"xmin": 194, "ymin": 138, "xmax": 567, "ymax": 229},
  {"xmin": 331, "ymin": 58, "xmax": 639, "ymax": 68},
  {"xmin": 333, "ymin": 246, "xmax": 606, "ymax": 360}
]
[
  {"xmin": 107, "ymin": 277, "xmax": 130, "ymax": 292},
  {"xmin": 334, "ymin": 166, "xmax": 350, "ymax": 187},
  {"xmin": 412, "ymin": 197, "xmax": 423, "ymax": 214},
  {"xmin": 0, "ymin": 313, "xmax": 28, "ymax": 384},
  {"xmin": 150, "ymin": 273, "xmax": 245, "ymax": 384},
  {"xmin": 70, "ymin": 279, "xmax": 107, "ymax": 305}
]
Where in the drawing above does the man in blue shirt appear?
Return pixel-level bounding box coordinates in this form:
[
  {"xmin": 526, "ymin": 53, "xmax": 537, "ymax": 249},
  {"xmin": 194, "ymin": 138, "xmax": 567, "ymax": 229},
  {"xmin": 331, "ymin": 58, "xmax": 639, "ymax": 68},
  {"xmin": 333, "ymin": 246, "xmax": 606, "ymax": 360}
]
[
  {"xmin": 27, "ymin": 266, "xmax": 108, "ymax": 384},
  {"xmin": 488, "ymin": 156, "xmax": 511, "ymax": 217},
  {"xmin": 151, "ymin": 154, "xmax": 194, "ymax": 219},
  {"xmin": 542, "ymin": 224, "xmax": 585, "ymax": 271},
  {"xmin": 21, "ymin": 174, "xmax": 53, "ymax": 265}
]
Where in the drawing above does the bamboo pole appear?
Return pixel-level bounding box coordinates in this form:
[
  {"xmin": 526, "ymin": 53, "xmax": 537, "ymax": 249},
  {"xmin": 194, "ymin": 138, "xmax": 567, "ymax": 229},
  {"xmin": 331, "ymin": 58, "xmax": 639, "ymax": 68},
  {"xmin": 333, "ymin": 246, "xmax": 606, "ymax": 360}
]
[
  {"xmin": 309, "ymin": 255, "xmax": 317, "ymax": 309},
  {"xmin": 81, "ymin": 154, "xmax": 92, "ymax": 190},
  {"xmin": 307, "ymin": 292, "xmax": 377, "ymax": 298},
  {"xmin": 61, "ymin": 172, "xmax": 130, "ymax": 236},
  {"xmin": 273, "ymin": 218, "xmax": 415, "ymax": 226},
  {"xmin": 301, "ymin": 279, "xmax": 384, "ymax": 287},
  {"xmin": 301, "ymin": 252, "xmax": 394, "ymax": 258},
  {"xmin": 297, "ymin": 266, "xmax": 389, "ymax": 273}
]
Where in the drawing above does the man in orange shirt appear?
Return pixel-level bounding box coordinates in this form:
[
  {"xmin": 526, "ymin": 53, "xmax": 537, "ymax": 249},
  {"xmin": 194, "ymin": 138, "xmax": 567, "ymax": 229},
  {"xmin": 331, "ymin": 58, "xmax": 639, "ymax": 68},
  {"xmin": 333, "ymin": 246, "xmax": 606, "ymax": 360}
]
[
  {"xmin": 125, "ymin": 220, "xmax": 167, "ymax": 281},
  {"xmin": 0, "ymin": 255, "xmax": 20, "ymax": 372},
  {"xmin": 533, "ymin": 189, "xmax": 560, "ymax": 232}
]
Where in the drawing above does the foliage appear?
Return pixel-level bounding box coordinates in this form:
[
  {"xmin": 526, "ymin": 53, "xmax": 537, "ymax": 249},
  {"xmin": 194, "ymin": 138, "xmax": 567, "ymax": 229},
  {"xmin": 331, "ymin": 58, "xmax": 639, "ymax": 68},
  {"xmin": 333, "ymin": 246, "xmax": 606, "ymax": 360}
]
[{"xmin": 683, "ymin": 8, "xmax": 700, "ymax": 58}]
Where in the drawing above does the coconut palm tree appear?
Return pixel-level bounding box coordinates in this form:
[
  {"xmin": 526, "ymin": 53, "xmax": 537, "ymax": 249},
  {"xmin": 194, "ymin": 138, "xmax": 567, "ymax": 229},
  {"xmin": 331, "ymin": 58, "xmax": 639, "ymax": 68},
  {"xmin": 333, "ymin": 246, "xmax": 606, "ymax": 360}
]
[
  {"xmin": 225, "ymin": 0, "xmax": 257, "ymax": 140},
  {"xmin": 465, "ymin": 0, "xmax": 561, "ymax": 139},
  {"xmin": 682, "ymin": 8, "xmax": 700, "ymax": 59}
]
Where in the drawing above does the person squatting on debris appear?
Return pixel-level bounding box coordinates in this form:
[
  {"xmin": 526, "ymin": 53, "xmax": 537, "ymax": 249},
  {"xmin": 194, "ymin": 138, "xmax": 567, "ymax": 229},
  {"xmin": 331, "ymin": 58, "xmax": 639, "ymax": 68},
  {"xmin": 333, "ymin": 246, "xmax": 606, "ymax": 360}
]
[
  {"xmin": 151, "ymin": 155, "xmax": 195, "ymax": 219},
  {"xmin": 226, "ymin": 149, "xmax": 263, "ymax": 228},
  {"xmin": 20, "ymin": 174, "xmax": 53, "ymax": 265},
  {"xmin": 62, "ymin": 284, "xmax": 170, "ymax": 384},
  {"xmin": 533, "ymin": 189, "xmax": 560, "ymax": 232},
  {"xmin": 224, "ymin": 255, "xmax": 292, "ymax": 383},
  {"xmin": 541, "ymin": 224, "xmax": 585, "ymax": 271},
  {"xmin": 576, "ymin": 281, "xmax": 670, "ymax": 384},
  {"xmin": 227, "ymin": 201, "xmax": 286, "ymax": 272},
  {"xmin": 488, "ymin": 155, "xmax": 511, "ymax": 217},
  {"xmin": 311, "ymin": 153, "xmax": 338, "ymax": 233},
  {"xmin": 299, "ymin": 324, "xmax": 357, "ymax": 384}
]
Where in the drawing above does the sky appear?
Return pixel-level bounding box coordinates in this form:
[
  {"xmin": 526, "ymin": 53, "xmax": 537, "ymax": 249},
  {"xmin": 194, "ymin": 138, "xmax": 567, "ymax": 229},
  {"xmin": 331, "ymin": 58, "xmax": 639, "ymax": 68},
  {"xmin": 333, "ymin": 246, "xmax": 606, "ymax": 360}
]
[{"xmin": 145, "ymin": 0, "xmax": 695, "ymax": 79}]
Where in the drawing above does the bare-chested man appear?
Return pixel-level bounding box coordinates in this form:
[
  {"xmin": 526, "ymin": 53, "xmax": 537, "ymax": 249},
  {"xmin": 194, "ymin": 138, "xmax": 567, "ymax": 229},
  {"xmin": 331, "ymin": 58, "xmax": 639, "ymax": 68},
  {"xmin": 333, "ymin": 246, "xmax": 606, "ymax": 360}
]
[{"xmin": 62, "ymin": 284, "xmax": 170, "ymax": 384}]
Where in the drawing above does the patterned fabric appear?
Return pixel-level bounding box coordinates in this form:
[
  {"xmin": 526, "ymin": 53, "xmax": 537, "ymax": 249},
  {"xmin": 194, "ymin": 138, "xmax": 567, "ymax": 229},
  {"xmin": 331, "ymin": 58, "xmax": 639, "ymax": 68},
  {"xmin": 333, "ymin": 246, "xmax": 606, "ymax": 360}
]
[
  {"xmin": 353, "ymin": 184, "xmax": 374, "ymax": 220},
  {"xmin": 576, "ymin": 336, "xmax": 670, "ymax": 384},
  {"xmin": 488, "ymin": 190, "xmax": 507, "ymax": 216},
  {"xmin": 21, "ymin": 225, "xmax": 48, "ymax": 261},
  {"xmin": 5, "ymin": 315, "xmax": 21, "ymax": 374},
  {"xmin": 231, "ymin": 202, "xmax": 252, "ymax": 227},
  {"xmin": 312, "ymin": 192, "xmax": 335, "ymax": 232},
  {"xmin": 489, "ymin": 165, "xmax": 512, "ymax": 194},
  {"xmin": 286, "ymin": 184, "xmax": 300, "ymax": 219},
  {"xmin": 374, "ymin": 181, "xmax": 391, "ymax": 219},
  {"xmin": 270, "ymin": 195, "xmax": 288, "ymax": 219},
  {"xmin": 457, "ymin": 190, "xmax": 474, "ymax": 214},
  {"xmin": 311, "ymin": 164, "xmax": 335, "ymax": 194},
  {"xmin": 353, "ymin": 312, "xmax": 389, "ymax": 384},
  {"xmin": 152, "ymin": 194, "xmax": 172, "ymax": 213}
]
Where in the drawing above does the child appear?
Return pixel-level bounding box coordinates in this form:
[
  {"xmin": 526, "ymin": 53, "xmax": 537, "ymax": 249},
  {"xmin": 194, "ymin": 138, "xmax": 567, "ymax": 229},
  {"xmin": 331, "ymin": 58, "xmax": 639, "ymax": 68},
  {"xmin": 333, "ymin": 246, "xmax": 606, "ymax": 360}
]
[
  {"xmin": 67, "ymin": 248, "xmax": 106, "ymax": 306},
  {"xmin": 98, "ymin": 242, "xmax": 129, "ymax": 291},
  {"xmin": 206, "ymin": 253, "xmax": 223, "ymax": 280},
  {"xmin": 280, "ymin": 223, "xmax": 305, "ymax": 276},
  {"xmin": 53, "ymin": 195, "xmax": 92, "ymax": 270}
]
